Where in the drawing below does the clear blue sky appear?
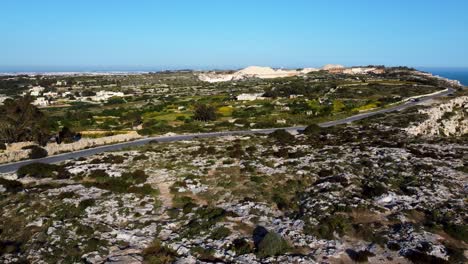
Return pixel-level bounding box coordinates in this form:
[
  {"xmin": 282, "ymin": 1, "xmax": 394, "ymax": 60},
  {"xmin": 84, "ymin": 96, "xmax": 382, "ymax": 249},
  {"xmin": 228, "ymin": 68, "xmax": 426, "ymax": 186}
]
[{"xmin": 1, "ymin": 0, "xmax": 467, "ymax": 71}]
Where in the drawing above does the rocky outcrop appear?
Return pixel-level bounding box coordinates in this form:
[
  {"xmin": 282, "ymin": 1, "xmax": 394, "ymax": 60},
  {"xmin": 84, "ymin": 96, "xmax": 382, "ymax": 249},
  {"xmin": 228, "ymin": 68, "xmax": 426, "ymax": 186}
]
[{"xmin": 405, "ymin": 96, "xmax": 468, "ymax": 137}]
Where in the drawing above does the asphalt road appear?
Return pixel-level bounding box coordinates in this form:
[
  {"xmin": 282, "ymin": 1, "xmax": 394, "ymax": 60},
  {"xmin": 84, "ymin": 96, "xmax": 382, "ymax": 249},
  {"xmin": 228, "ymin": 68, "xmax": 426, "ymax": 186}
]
[{"xmin": 0, "ymin": 88, "xmax": 454, "ymax": 173}]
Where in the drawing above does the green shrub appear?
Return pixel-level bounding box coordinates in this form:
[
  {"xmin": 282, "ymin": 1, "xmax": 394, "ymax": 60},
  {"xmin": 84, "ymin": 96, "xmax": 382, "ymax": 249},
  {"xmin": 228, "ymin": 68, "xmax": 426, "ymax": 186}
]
[
  {"xmin": 101, "ymin": 154, "xmax": 126, "ymax": 164},
  {"xmin": 362, "ymin": 181, "xmax": 387, "ymax": 198},
  {"xmin": 193, "ymin": 104, "xmax": 216, "ymax": 121},
  {"xmin": 229, "ymin": 238, "xmax": 253, "ymax": 255},
  {"xmin": 269, "ymin": 129, "xmax": 295, "ymax": 144},
  {"xmin": 87, "ymin": 169, "xmax": 155, "ymax": 195},
  {"xmin": 0, "ymin": 178, "xmax": 23, "ymax": 192},
  {"xmin": 184, "ymin": 207, "xmax": 226, "ymax": 237},
  {"xmin": 346, "ymin": 249, "xmax": 375, "ymax": 262},
  {"xmin": 78, "ymin": 199, "xmax": 96, "ymax": 210},
  {"xmin": 23, "ymin": 145, "xmax": 48, "ymax": 159},
  {"xmin": 88, "ymin": 169, "xmax": 110, "ymax": 182},
  {"xmin": 121, "ymin": 170, "xmax": 148, "ymax": 184},
  {"xmin": 257, "ymin": 232, "xmax": 289, "ymax": 258},
  {"xmin": 303, "ymin": 124, "xmax": 323, "ymax": 136},
  {"xmin": 210, "ymin": 226, "xmax": 231, "ymax": 240},
  {"xmin": 142, "ymin": 239, "xmax": 177, "ymax": 264},
  {"xmin": 17, "ymin": 163, "xmax": 69, "ymax": 179},
  {"xmin": 128, "ymin": 184, "xmax": 159, "ymax": 196},
  {"xmin": 444, "ymin": 224, "xmax": 468, "ymax": 243},
  {"xmin": 173, "ymin": 196, "xmax": 196, "ymax": 212},
  {"xmin": 191, "ymin": 247, "xmax": 219, "ymax": 262},
  {"xmin": 307, "ymin": 215, "xmax": 352, "ymax": 240}
]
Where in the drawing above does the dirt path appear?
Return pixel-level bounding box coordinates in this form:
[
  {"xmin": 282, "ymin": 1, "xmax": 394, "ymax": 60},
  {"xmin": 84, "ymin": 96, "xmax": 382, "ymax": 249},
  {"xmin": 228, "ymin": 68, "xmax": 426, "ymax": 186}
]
[{"xmin": 146, "ymin": 169, "xmax": 174, "ymax": 208}]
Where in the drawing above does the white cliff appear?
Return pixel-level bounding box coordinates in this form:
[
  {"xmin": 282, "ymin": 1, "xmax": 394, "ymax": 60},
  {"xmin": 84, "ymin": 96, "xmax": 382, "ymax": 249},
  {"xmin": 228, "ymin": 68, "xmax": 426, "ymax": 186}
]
[{"xmin": 198, "ymin": 66, "xmax": 319, "ymax": 83}]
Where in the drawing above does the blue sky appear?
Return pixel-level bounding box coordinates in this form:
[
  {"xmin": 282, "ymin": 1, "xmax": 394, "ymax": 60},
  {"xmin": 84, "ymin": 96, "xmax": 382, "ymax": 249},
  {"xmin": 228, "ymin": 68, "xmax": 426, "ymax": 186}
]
[{"xmin": 1, "ymin": 0, "xmax": 467, "ymax": 71}]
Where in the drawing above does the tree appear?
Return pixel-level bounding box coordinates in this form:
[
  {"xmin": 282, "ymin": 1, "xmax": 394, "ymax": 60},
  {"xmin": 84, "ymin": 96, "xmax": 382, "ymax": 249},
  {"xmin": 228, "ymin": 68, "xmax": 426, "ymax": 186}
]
[
  {"xmin": 193, "ymin": 104, "xmax": 216, "ymax": 122},
  {"xmin": 57, "ymin": 126, "xmax": 80, "ymax": 144},
  {"xmin": 0, "ymin": 96, "xmax": 50, "ymax": 145},
  {"xmin": 332, "ymin": 100, "xmax": 346, "ymax": 113},
  {"xmin": 122, "ymin": 111, "xmax": 142, "ymax": 128}
]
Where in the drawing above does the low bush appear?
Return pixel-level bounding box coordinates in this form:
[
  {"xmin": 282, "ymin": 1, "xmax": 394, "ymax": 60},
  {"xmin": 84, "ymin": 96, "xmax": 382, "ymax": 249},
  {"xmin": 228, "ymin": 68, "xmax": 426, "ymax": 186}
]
[
  {"xmin": 17, "ymin": 163, "xmax": 69, "ymax": 179},
  {"xmin": 403, "ymin": 249, "xmax": 450, "ymax": 264},
  {"xmin": 101, "ymin": 154, "xmax": 126, "ymax": 164},
  {"xmin": 303, "ymin": 124, "xmax": 323, "ymax": 136},
  {"xmin": 443, "ymin": 224, "xmax": 468, "ymax": 243},
  {"xmin": 229, "ymin": 238, "xmax": 253, "ymax": 255},
  {"xmin": 306, "ymin": 215, "xmax": 352, "ymax": 240},
  {"xmin": 22, "ymin": 145, "xmax": 48, "ymax": 159},
  {"xmin": 0, "ymin": 143, "xmax": 6, "ymax": 150},
  {"xmin": 346, "ymin": 249, "xmax": 375, "ymax": 262},
  {"xmin": 0, "ymin": 178, "xmax": 23, "ymax": 192},
  {"xmin": 256, "ymin": 232, "xmax": 289, "ymax": 258},
  {"xmin": 361, "ymin": 181, "xmax": 387, "ymax": 198},
  {"xmin": 78, "ymin": 199, "xmax": 96, "ymax": 210},
  {"xmin": 142, "ymin": 239, "xmax": 177, "ymax": 264},
  {"xmin": 87, "ymin": 169, "xmax": 155, "ymax": 195},
  {"xmin": 269, "ymin": 129, "xmax": 295, "ymax": 144},
  {"xmin": 183, "ymin": 207, "xmax": 226, "ymax": 237},
  {"xmin": 210, "ymin": 226, "xmax": 231, "ymax": 240}
]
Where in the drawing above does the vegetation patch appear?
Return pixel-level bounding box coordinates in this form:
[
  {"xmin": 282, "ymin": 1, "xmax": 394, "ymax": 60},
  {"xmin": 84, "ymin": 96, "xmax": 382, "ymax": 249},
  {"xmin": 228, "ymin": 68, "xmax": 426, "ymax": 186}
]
[
  {"xmin": 142, "ymin": 239, "xmax": 177, "ymax": 264},
  {"xmin": 17, "ymin": 163, "xmax": 70, "ymax": 179}
]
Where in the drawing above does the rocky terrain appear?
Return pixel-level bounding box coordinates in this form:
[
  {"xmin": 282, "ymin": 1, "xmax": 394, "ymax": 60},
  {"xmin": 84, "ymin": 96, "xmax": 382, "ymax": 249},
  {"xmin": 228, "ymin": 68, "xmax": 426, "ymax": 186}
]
[
  {"xmin": 0, "ymin": 95, "xmax": 467, "ymax": 264},
  {"xmin": 406, "ymin": 96, "xmax": 467, "ymax": 137}
]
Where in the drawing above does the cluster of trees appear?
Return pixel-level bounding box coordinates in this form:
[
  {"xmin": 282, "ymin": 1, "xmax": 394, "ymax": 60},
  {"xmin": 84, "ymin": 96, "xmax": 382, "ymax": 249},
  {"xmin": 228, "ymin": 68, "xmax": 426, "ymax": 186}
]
[
  {"xmin": 0, "ymin": 97, "xmax": 50, "ymax": 145},
  {"xmin": 0, "ymin": 97, "xmax": 82, "ymax": 146},
  {"xmin": 193, "ymin": 104, "xmax": 216, "ymax": 121}
]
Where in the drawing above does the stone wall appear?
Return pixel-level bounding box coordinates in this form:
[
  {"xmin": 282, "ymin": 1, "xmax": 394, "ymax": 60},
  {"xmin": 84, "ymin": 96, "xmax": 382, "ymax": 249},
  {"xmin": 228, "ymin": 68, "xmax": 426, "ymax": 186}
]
[{"xmin": 0, "ymin": 132, "xmax": 141, "ymax": 164}]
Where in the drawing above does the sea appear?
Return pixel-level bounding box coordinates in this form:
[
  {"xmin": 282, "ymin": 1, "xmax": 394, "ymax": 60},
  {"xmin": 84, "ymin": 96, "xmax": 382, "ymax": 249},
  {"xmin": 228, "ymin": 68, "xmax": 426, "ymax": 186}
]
[{"xmin": 418, "ymin": 67, "xmax": 468, "ymax": 86}]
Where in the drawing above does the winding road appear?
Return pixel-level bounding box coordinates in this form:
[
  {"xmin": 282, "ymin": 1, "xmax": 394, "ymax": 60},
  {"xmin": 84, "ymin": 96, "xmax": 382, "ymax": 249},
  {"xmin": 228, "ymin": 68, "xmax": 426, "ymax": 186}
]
[{"xmin": 0, "ymin": 88, "xmax": 454, "ymax": 173}]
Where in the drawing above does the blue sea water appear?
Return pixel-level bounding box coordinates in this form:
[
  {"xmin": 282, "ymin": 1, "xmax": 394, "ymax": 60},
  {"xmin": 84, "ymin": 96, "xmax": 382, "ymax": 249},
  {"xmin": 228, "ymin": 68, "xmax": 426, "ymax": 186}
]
[{"xmin": 418, "ymin": 67, "xmax": 468, "ymax": 86}]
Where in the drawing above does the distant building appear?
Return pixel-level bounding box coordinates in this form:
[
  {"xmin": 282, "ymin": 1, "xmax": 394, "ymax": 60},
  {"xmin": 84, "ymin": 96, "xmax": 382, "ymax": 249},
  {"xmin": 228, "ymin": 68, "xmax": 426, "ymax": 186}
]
[
  {"xmin": 91, "ymin": 91, "xmax": 125, "ymax": 102},
  {"xmin": 32, "ymin": 97, "xmax": 49, "ymax": 107},
  {"xmin": 276, "ymin": 119, "xmax": 287, "ymax": 124},
  {"xmin": 23, "ymin": 86, "xmax": 45, "ymax": 96},
  {"xmin": 289, "ymin": 94, "xmax": 304, "ymax": 99},
  {"xmin": 43, "ymin": 91, "xmax": 59, "ymax": 98},
  {"xmin": 236, "ymin": 93, "xmax": 265, "ymax": 101},
  {"xmin": 62, "ymin": 91, "xmax": 73, "ymax": 97}
]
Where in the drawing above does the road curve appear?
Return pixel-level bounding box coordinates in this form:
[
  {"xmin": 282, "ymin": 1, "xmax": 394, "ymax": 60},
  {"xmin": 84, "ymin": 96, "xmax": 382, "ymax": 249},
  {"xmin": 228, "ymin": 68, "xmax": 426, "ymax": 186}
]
[{"xmin": 0, "ymin": 88, "xmax": 454, "ymax": 173}]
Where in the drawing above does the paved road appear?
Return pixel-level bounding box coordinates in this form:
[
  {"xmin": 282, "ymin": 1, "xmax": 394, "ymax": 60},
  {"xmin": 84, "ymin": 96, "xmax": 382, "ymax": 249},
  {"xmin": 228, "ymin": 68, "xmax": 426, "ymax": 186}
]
[{"xmin": 0, "ymin": 88, "xmax": 454, "ymax": 173}]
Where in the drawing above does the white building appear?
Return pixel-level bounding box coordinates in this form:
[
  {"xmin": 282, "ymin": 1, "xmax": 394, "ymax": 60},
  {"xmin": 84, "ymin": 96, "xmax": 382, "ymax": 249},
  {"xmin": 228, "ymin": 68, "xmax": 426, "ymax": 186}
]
[
  {"xmin": 91, "ymin": 91, "xmax": 125, "ymax": 102},
  {"xmin": 236, "ymin": 93, "xmax": 265, "ymax": 101},
  {"xmin": 62, "ymin": 91, "xmax": 73, "ymax": 97},
  {"xmin": 276, "ymin": 119, "xmax": 287, "ymax": 124},
  {"xmin": 32, "ymin": 97, "xmax": 49, "ymax": 107},
  {"xmin": 26, "ymin": 86, "xmax": 46, "ymax": 96},
  {"xmin": 43, "ymin": 91, "xmax": 59, "ymax": 98}
]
